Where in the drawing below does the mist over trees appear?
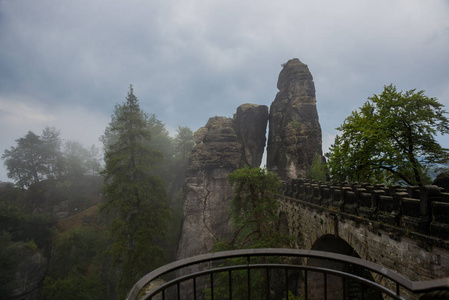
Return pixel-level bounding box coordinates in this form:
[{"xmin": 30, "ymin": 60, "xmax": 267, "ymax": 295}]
[
  {"xmin": 0, "ymin": 85, "xmax": 195, "ymax": 299},
  {"xmin": 2, "ymin": 127, "xmax": 102, "ymax": 188},
  {"xmin": 100, "ymin": 85, "xmax": 171, "ymax": 297}
]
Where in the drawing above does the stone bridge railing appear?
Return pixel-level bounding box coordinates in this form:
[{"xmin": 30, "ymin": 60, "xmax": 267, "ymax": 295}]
[{"xmin": 281, "ymin": 179, "xmax": 449, "ymax": 244}]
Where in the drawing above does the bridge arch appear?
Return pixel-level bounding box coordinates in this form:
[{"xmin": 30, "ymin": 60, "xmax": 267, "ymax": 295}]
[
  {"xmin": 308, "ymin": 234, "xmax": 382, "ymax": 300},
  {"xmin": 312, "ymin": 234, "xmax": 358, "ymax": 256}
]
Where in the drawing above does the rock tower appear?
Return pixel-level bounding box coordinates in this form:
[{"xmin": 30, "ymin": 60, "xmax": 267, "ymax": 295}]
[
  {"xmin": 177, "ymin": 104, "xmax": 268, "ymax": 260},
  {"xmin": 267, "ymin": 58, "xmax": 322, "ymax": 181},
  {"xmin": 177, "ymin": 58, "xmax": 323, "ymax": 263}
]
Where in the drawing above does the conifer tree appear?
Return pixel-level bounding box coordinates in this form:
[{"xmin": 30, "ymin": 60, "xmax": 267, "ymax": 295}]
[{"xmin": 101, "ymin": 85, "xmax": 169, "ymax": 297}]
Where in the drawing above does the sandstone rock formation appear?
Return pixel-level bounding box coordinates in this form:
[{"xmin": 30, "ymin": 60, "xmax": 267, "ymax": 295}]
[
  {"xmin": 9, "ymin": 243, "xmax": 47, "ymax": 300},
  {"xmin": 177, "ymin": 105, "xmax": 268, "ymax": 260},
  {"xmin": 267, "ymin": 58, "xmax": 322, "ymax": 181},
  {"xmin": 235, "ymin": 103, "xmax": 268, "ymax": 167}
]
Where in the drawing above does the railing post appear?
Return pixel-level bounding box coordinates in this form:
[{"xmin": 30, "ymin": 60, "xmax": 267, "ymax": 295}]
[
  {"xmin": 304, "ymin": 270, "xmax": 308, "ymax": 300},
  {"xmin": 193, "ymin": 277, "xmax": 197, "ymax": 300},
  {"xmin": 228, "ymin": 270, "xmax": 232, "ymax": 300},
  {"xmin": 210, "ymin": 273, "xmax": 214, "ymax": 300},
  {"xmin": 247, "ymin": 256, "xmax": 251, "ymax": 300},
  {"xmin": 324, "ymin": 273, "xmax": 327, "ymax": 300},
  {"xmin": 266, "ymin": 268, "xmax": 270, "ymax": 300}
]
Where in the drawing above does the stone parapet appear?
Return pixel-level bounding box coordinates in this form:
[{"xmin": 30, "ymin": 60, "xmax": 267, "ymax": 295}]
[{"xmin": 281, "ymin": 179, "xmax": 449, "ymax": 240}]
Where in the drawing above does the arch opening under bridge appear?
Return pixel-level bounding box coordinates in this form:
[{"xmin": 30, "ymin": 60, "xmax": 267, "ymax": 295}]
[{"xmin": 307, "ymin": 234, "xmax": 382, "ymax": 300}]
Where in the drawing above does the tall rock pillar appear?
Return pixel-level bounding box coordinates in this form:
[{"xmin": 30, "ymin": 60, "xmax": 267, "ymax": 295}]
[
  {"xmin": 267, "ymin": 58, "xmax": 322, "ymax": 181},
  {"xmin": 177, "ymin": 104, "xmax": 268, "ymax": 261}
]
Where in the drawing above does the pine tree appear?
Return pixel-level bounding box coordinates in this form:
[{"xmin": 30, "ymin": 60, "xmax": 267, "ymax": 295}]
[{"xmin": 101, "ymin": 85, "xmax": 169, "ymax": 297}]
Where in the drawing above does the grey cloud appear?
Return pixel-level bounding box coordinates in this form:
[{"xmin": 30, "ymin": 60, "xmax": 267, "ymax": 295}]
[{"xmin": 1, "ymin": 0, "xmax": 449, "ymax": 181}]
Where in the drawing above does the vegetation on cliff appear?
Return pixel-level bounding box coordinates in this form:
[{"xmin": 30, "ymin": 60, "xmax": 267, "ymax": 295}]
[
  {"xmin": 307, "ymin": 153, "xmax": 327, "ymax": 182},
  {"xmin": 224, "ymin": 166, "xmax": 284, "ymax": 249},
  {"xmin": 210, "ymin": 167, "xmax": 295, "ymax": 300}
]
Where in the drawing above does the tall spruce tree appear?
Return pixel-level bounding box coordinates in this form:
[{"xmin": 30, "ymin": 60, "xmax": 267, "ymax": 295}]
[{"xmin": 101, "ymin": 85, "xmax": 169, "ymax": 297}]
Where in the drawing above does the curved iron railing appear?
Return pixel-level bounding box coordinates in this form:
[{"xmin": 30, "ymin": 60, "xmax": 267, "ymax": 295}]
[{"xmin": 126, "ymin": 248, "xmax": 449, "ymax": 300}]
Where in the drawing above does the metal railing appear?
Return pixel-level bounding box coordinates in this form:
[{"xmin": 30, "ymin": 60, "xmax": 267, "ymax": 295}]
[{"xmin": 126, "ymin": 248, "xmax": 449, "ymax": 300}]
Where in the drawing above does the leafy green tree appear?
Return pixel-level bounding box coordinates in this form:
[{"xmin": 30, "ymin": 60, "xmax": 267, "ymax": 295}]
[
  {"xmin": 0, "ymin": 232, "xmax": 17, "ymax": 298},
  {"xmin": 43, "ymin": 227, "xmax": 108, "ymax": 300},
  {"xmin": 62, "ymin": 141, "xmax": 102, "ymax": 177},
  {"xmin": 2, "ymin": 128, "xmax": 63, "ymax": 188},
  {"xmin": 210, "ymin": 167, "xmax": 294, "ymax": 300},
  {"xmin": 86, "ymin": 144, "xmax": 102, "ymax": 176},
  {"xmin": 63, "ymin": 141, "xmax": 90, "ymax": 176},
  {"xmin": 223, "ymin": 166, "xmax": 284, "ymax": 249},
  {"xmin": 2, "ymin": 131, "xmax": 45, "ymax": 188},
  {"xmin": 326, "ymin": 85, "xmax": 449, "ymax": 186},
  {"xmin": 174, "ymin": 126, "xmax": 195, "ymax": 161},
  {"xmin": 307, "ymin": 153, "xmax": 327, "ymax": 182},
  {"xmin": 0, "ymin": 202, "xmax": 54, "ymax": 252},
  {"xmin": 101, "ymin": 85, "xmax": 169, "ymax": 297},
  {"xmin": 41, "ymin": 126, "xmax": 63, "ymax": 179},
  {"xmin": 0, "ymin": 182, "xmax": 24, "ymax": 206}
]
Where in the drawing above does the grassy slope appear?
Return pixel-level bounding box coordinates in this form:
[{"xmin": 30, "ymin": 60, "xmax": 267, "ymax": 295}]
[{"xmin": 56, "ymin": 204, "xmax": 100, "ymax": 233}]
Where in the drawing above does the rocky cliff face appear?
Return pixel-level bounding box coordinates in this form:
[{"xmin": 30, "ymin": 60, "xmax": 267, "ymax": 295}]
[
  {"xmin": 235, "ymin": 104, "xmax": 268, "ymax": 167},
  {"xmin": 267, "ymin": 58, "xmax": 322, "ymax": 181},
  {"xmin": 9, "ymin": 243, "xmax": 47, "ymax": 300},
  {"xmin": 177, "ymin": 58, "xmax": 323, "ymax": 262},
  {"xmin": 177, "ymin": 105, "xmax": 268, "ymax": 260}
]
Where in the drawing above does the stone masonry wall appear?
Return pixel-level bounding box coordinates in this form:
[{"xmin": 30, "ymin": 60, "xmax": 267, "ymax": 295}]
[{"xmin": 278, "ymin": 179, "xmax": 449, "ymax": 299}]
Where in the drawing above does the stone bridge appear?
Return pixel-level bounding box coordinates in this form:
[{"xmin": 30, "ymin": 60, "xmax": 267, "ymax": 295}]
[{"xmin": 277, "ymin": 179, "xmax": 449, "ymax": 299}]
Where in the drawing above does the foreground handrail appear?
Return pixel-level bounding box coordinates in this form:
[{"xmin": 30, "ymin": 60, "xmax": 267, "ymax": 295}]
[{"xmin": 126, "ymin": 248, "xmax": 449, "ymax": 300}]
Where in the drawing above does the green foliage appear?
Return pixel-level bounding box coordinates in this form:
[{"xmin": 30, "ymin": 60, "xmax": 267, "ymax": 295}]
[
  {"xmin": 43, "ymin": 274, "xmax": 103, "ymax": 300},
  {"xmin": 0, "ymin": 202, "xmax": 54, "ymax": 252},
  {"xmin": 207, "ymin": 167, "xmax": 290, "ymax": 300},
  {"xmin": 2, "ymin": 126, "xmax": 102, "ymax": 188},
  {"xmin": 307, "ymin": 153, "xmax": 327, "ymax": 182},
  {"xmin": 63, "ymin": 141, "xmax": 102, "ymax": 177},
  {"xmin": 41, "ymin": 126, "xmax": 64, "ymax": 179},
  {"xmin": 0, "ymin": 199, "xmax": 55, "ymax": 299},
  {"xmin": 2, "ymin": 131, "xmax": 50, "ymax": 188},
  {"xmin": 226, "ymin": 166, "xmax": 284, "ymax": 249},
  {"xmin": 101, "ymin": 85, "xmax": 170, "ymax": 298},
  {"xmin": 174, "ymin": 126, "xmax": 195, "ymax": 161},
  {"xmin": 205, "ymin": 168, "xmax": 306, "ymax": 300},
  {"xmin": 43, "ymin": 227, "xmax": 108, "ymax": 300},
  {"xmin": 0, "ymin": 182, "xmax": 24, "ymax": 205},
  {"xmin": 283, "ymin": 290, "xmax": 305, "ymax": 300},
  {"xmin": 0, "ymin": 232, "xmax": 17, "ymax": 298},
  {"xmin": 326, "ymin": 84, "xmax": 449, "ymax": 186}
]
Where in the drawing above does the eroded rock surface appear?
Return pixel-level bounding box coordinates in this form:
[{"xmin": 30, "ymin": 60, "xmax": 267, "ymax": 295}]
[
  {"xmin": 177, "ymin": 105, "xmax": 268, "ymax": 260},
  {"xmin": 267, "ymin": 58, "xmax": 322, "ymax": 181},
  {"xmin": 235, "ymin": 104, "xmax": 269, "ymax": 167},
  {"xmin": 9, "ymin": 243, "xmax": 47, "ymax": 300}
]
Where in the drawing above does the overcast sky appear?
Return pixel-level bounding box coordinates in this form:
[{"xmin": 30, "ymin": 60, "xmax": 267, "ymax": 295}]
[{"xmin": 1, "ymin": 0, "xmax": 449, "ymax": 182}]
